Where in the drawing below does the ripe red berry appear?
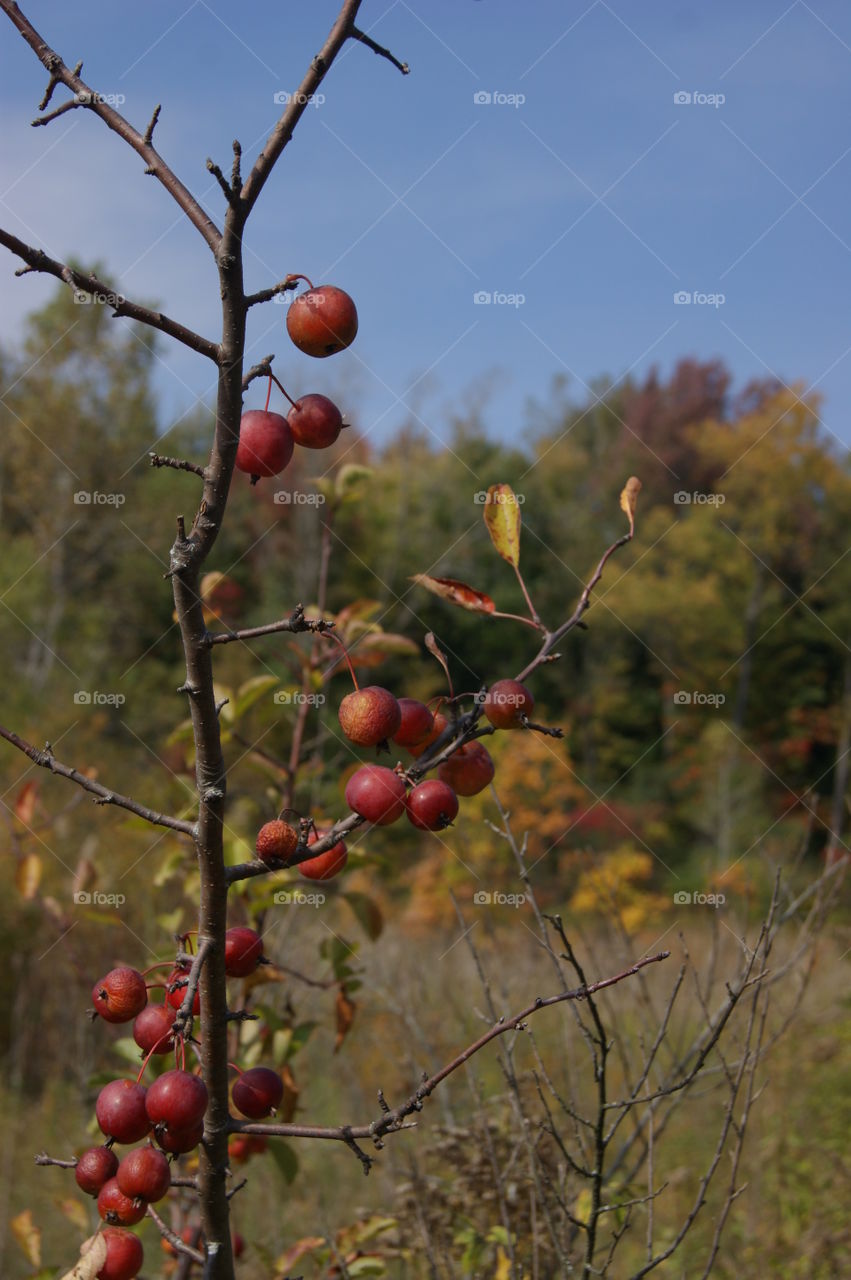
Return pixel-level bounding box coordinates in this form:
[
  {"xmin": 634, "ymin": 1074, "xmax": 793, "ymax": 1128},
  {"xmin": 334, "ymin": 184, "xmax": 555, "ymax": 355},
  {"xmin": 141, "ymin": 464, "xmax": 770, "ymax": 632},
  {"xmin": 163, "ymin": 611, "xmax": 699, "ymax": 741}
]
[
  {"xmin": 224, "ymin": 926, "xmax": 264, "ymax": 978},
  {"xmin": 75, "ymin": 1146, "xmax": 119, "ymax": 1197},
  {"xmin": 96, "ymin": 1080, "xmax": 151, "ymax": 1144},
  {"xmin": 406, "ymin": 779, "xmax": 459, "ymax": 831},
  {"xmin": 392, "ymin": 698, "xmax": 435, "ymax": 748},
  {"xmin": 97, "ymin": 1177, "xmax": 147, "ymax": 1226},
  {"xmin": 133, "ymin": 1003, "xmax": 176, "ymax": 1056},
  {"xmin": 117, "ymin": 1146, "xmax": 171, "ymax": 1203},
  {"xmin": 98, "ymin": 1227, "xmax": 144, "ymax": 1280},
  {"xmin": 92, "ymin": 968, "xmax": 148, "ymax": 1024},
  {"xmin": 438, "ymin": 741, "xmax": 495, "ymax": 796},
  {"xmin": 482, "ymin": 679, "xmax": 534, "ymax": 729},
  {"xmin": 235, "ymin": 410, "xmax": 294, "ymax": 480},
  {"xmin": 233, "ymin": 1231, "xmax": 245, "ymax": 1259},
  {"xmin": 338, "ymin": 685, "xmax": 401, "ymax": 747},
  {"xmin": 299, "ymin": 829, "xmax": 348, "ymax": 881},
  {"xmin": 255, "ymin": 819, "xmax": 299, "ymax": 864},
  {"xmin": 286, "ymin": 284, "xmax": 358, "ymax": 358},
  {"xmin": 166, "ymin": 963, "xmax": 200, "ymax": 1015},
  {"xmin": 407, "ymin": 711, "xmax": 450, "ymax": 758},
  {"xmin": 232, "ymin": 1066, "xmax": 284, "ymax": 1119},
  {"xmin": 145, "ymin": 1069, "xmax": 208, "ymax": 1132},
  {"xmin": 345, "ymin": 764, "xmax": 407, "ymax": 826},
  {"xmin": 287, "ymin": 393, "xmax": 344, "ymax": 448},
  {"xmin": 156, "ymin": 1119, "xmax": 204, "ymax": 1154}
]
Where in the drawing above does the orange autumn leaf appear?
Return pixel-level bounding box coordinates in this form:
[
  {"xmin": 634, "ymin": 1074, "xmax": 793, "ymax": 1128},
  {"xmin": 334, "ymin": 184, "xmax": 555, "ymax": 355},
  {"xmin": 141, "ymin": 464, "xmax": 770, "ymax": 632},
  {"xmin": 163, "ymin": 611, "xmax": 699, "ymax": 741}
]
[
  {"xmin": 410, "ymin": 574, "xmax": 495, "ymax": 614},
  {"xmin": 334, "ymin": 985, "xmax": 356, "ymax": 1053},
  {"xmin": 14, "ymin": 781, "xmax": 37, "ymax": 825}
]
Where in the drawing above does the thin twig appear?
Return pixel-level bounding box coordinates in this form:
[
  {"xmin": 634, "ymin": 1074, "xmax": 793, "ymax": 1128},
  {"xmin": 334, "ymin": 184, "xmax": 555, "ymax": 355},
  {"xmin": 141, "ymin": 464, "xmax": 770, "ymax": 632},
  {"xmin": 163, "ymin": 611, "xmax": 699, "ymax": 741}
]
[{"xmin": 0, "ymin": 725, "xmax": 196, "ymax": 835}]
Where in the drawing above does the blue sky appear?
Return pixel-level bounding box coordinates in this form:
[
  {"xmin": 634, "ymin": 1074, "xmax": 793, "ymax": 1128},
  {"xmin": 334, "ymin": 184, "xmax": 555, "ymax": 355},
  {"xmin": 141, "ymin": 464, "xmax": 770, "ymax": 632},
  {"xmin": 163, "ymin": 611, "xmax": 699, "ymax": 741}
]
[{"xmin": 2, "ymin": 0, "xmax": 850, "ymax": 450}]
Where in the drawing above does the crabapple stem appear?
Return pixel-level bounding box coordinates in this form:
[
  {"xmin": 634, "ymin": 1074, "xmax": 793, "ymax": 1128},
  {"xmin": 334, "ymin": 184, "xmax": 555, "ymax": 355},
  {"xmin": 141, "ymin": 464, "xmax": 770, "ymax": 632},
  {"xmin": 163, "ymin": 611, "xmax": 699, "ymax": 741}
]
[
  {"xmin": 330, "ymin": 634, "xmax": 359, "ymax": 691},
  {"xmin": 287, "ymin": 272, "xmax": 314, "ymax": 291},
  {"xmin": 137, "ymin": 1029, "xmax": 183, "ymax": 1083},
  {"xmin": 269, "ymin": 372, "xmax": 297, "ymax": 410},
  {"xmin": 264, "ymin": 374, "xmax": 272, "ymax": 414}
]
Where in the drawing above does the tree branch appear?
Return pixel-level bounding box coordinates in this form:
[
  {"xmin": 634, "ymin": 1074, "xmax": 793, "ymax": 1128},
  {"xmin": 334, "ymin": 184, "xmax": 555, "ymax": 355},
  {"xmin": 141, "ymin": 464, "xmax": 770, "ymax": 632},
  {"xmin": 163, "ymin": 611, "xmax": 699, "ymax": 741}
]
[
  {"xmin": 146, "ymin": 1204, "xmax": 206, "ymax": 1265},
  {"xmin": 0, "ymin": 725, "xmax": 196, "ymax": 835},
  {"xmin": 0, "ymin": 0, "xmax": 221, "ymax": 252},
  {"xmin": 0, "ymin": 229, "xmax": 220, "ymax": 361},
  {"xmin": 206, "ymin": 604, "xmax": 334, "ymax": 646},
  {"xmin": 350, "ymin": 26, "xmax": 410, "ymax": 75},
  {"xmin": 240, "ymin": 0, "xmax": 365, "ymax": 214},
  {"xmin": 150, "ymin": 453, "xmax": 207, "ymax": 478},
  {"xmin": 232, "ymin": 953, "xmax": 670, "ymax": 1148}
]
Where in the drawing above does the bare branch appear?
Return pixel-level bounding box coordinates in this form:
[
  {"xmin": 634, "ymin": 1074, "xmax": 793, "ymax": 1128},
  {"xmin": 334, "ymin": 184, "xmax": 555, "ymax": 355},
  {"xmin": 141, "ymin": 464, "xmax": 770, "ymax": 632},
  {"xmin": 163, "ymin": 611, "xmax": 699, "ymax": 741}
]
[
  {"xmin": 206, "ymin": 157, "xmax": 236, "ymax": 206},
  {"xmin": 0, "ymin": 1, "xmax": 221, "ymax": 251},
  {"xmin": 207, "ymin": 604, "xmax": 335, "ymax": 646},
  {"xmin": 350, "ymin": 25, "xmax": 410, "ymax": 75},
  {"xmin": 240, "ymin": 0, "xmax": 365, "ymax": 213},
  {"xmin": 0, "ymin": 229, "xmax": 220, "ymax": 361},
  {"xmin": 242, "ymin": 356, "xmax": 274, "ymax": 390},
  {"xmin": 244, "ymin": 278, "xmax": 301, "ymax": 309},
  {"xmin": 232, "ymin": 953, "xmax": 670, "ymax": 1147},
  {"xmin": 172, "ymin": 936, "xmax": 213, "ymax": 1037},
  {"xmin": 146, "ymin": 1204, "xmax": 205, "ymax": 1265},
  {"xmin": 150, "ymin": 453, "xmax": 207, "ymax": 478},
  {"xmin": 144, "ymin": 103, "xmax": 161, "ymax": 145},
  {"xmin": 0, "ymin": 725, "xmax": 196, "ymax": 836}
]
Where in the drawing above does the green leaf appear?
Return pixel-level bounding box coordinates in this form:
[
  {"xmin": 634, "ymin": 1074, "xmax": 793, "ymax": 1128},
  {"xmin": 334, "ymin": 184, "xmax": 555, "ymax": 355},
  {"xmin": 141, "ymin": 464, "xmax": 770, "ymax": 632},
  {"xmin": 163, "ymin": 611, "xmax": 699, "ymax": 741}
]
[
  {"xmin": 343, "ymin": 891, "xmax": 384, "ymax": 940},
  {"xmin": 347, "ymin": 1259, "xmax": 387, "ymax": 1277},
  {"xmin": 153, "ymin": 844, "xmax": 188, "ymax": 888},
  {"xmin": 267, "ymin": 1139, "xmax": 299, "ymax": 1184},
  {"xmin": 335, "ymin": 463, "xmax": 372, "ymax": 502},
  {"xmin": 285, "ymin": 1021, "xmax": 317, "ymax": 1062},
  {"xmin": 111, "ymin": 1037, "xmax": 143, "ymax": 1066},
  {"xmin": 230, "ymin": 674, "xmax": 281, "ymax": 721}
]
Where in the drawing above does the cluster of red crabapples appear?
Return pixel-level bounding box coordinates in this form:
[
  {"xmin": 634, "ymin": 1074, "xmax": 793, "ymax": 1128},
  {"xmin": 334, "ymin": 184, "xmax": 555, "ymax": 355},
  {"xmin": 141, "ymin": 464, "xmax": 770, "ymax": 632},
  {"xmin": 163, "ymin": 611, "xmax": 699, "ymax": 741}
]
[
  {"xmin": 77, "ymin": 929, "xmax": 284, "ymax": 1278},
  {"xmin": 253, "ymin": 676, "xmax": 537, "ymax": 877},
  {"xmin": 236, "ymin": 276, "xmax": 358, "ymax": 483}
]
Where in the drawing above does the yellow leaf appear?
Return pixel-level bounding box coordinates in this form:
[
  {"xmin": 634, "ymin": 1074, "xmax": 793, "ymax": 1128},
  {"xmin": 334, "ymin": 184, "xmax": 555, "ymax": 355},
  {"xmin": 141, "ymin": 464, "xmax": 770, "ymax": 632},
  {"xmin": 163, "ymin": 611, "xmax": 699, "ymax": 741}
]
[
  {"xmin": 15, "ymin": 853, "xmax": 42, "ymax": 900},
  {"xmin": 11, "ymin": 1210, "xmax": 41, "ymax": 1267},
  {"xmin": 59, "ymin": 1198, "xmax": 90, "ymax": 1233},
  {"xmin": 619, "ymin": 476, "xmax": 642, "ymax": 534},
  {"xmin": 494, "ymin": 1245, "xmax": 512, "ymax": 1280},
  {"xmin": 483, "ymin": 484, "xmax": 521, "ymax": 568}
]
